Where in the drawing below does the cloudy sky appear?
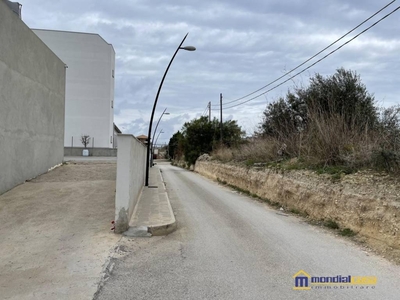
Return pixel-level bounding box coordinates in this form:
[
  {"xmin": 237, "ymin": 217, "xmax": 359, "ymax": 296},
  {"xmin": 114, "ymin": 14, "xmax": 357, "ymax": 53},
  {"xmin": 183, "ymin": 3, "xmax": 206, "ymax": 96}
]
[{"xmin": 21, "ymin": 0, "xmax": 399, "ymax": 144}]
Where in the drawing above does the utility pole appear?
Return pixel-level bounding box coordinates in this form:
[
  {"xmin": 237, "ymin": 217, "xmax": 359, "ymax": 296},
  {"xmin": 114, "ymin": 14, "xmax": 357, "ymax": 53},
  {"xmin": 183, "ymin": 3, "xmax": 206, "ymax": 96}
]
[
  {"xmin": 208, "ymin": 101, "xmax": 211, "ymax": 122},
  {"xmin": 220, "ymin": 93, "xmax": 223, "ymax": 145}
]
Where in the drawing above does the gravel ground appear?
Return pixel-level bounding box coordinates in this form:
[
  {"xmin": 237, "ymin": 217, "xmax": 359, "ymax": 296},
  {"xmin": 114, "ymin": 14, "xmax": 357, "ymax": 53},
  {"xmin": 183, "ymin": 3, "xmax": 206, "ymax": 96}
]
[{"xmin": 0, "ymin": 160, "xmax": 120, "ymax": 300}]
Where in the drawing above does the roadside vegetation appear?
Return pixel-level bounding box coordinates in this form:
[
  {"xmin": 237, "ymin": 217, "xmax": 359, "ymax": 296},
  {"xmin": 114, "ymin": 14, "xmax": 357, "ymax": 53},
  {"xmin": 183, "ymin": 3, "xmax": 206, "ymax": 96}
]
[
  {"xmin": 168, "ymin": 116, "xmax": 244, "ymax": 167},
  {"xmin": 169, "ymin": 68, "xmax": 400, "ymax": 175},
  {"xmin": 212, "ymin": 68, "xmax": 400, "ymax": 176}
]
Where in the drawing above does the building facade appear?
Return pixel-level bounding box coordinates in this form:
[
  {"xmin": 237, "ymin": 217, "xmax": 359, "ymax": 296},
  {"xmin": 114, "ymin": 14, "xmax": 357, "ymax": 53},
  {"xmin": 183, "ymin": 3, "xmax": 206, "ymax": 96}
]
[{"xmin": 33, "ymin": 29, "xmax": 115, "ymax": 148}]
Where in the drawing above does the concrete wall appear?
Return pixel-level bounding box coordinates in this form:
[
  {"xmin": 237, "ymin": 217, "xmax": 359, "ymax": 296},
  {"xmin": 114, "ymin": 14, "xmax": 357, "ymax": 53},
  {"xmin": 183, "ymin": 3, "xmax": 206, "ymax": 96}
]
[
  {"xmin": 0, "ymin": 1, "xmax": 66, "ymax": 195},
  {"xmin": 32, "ymin": 29, "xmax": 115, "ymax": 149},
  {"xmin": 115, "ymin": 134, "xmax": 146, "ymax": 233},
  {"xmin": 64, "ymin": 147, "xmax": 118, "ymax": 157}
]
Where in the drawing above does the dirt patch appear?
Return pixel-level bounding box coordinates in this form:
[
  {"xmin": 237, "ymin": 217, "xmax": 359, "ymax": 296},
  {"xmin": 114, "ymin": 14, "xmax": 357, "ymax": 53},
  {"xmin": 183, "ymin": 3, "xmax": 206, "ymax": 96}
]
[
  {"xmin": 0, "ymin": 161, "xmax": 120, "ymax": 300},
  {"xmin": 31, "ymin": 161, "xmax": 117, "ymax": 182},
  {"xmin": 195, "ymin": 160, "xmax": 400, "ymax": 263}
]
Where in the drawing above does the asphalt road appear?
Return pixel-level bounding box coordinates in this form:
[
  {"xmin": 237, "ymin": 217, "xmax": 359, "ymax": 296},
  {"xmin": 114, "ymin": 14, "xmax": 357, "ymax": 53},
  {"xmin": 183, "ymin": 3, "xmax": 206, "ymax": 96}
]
[{"xmin": 95, "ymin": 162, "xmax": 400, "ymax": 300}]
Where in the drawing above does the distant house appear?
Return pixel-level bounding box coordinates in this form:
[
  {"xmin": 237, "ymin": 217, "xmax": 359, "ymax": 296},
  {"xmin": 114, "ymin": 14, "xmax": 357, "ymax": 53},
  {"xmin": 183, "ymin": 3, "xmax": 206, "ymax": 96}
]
[
  {"xmin": 32, "ymin": 29, "xmax": 116, "ymax": 149},
  {"xmin": 136, "ymin": 135, "xmax": 148, "ymax": 145}
]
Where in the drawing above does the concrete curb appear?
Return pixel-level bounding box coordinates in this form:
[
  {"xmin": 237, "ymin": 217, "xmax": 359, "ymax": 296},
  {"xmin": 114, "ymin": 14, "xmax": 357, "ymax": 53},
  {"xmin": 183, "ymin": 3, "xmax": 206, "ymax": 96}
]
[
  {"xmin": 124, "ymin": 168, "xmax": 176, "ymax": 237},
  {"xmin": 148, "ymin": 170, "xmax": 177, "ymax": 236},
  {"xmin": 148, "ymin": 221, "xmax": 177, "ymax": 236}
]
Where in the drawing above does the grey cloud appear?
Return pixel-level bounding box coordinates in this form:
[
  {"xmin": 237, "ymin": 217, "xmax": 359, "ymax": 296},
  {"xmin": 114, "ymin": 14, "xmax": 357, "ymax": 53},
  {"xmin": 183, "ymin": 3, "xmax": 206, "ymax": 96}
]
[{"xmin": 22, "ymin": 0, "xmax": 400, "ymax": 142}]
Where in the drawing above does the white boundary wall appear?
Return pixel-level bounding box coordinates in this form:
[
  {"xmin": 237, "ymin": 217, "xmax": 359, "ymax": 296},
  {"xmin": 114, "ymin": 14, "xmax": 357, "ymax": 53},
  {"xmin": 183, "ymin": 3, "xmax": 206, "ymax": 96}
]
[{"xmin": 115, "ymin": 134, "xmax": 146, "ymax": 233}]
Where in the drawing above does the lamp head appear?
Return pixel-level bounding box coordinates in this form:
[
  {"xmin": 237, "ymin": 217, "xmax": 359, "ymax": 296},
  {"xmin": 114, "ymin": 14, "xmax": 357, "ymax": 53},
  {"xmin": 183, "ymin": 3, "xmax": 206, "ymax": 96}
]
[{"xmin": 180, "ymin": 46, "xmax": 196, "ymax": 51}]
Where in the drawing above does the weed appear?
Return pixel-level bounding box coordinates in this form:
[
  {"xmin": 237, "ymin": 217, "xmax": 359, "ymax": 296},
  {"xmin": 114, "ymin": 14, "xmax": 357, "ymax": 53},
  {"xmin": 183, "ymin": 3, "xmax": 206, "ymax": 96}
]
[
  {"xmin": 245, "ymin": 159, "xmax": 256, "ymax": 167},
  {"xmin": 232, "ymin": 186, "xmax": 251, "ymax": 196},
  {"xmin": 372, "ymin": 150, "xmax": 400, "ymax": 174},
  {"xmin": 314, "ymin": 165, "xmax": 355, "ymax": 176},
  {"xmin": 330, "ymin": 172, "xmax": 342, "ymax": 183},
  {"xmin": 339, "ymin": 228, "xmax": 356, "ymax": 237},
  {"xmin": 217, "ymin": 178, "xmax": 227, "ymax": 185},
  {"xmin": 284, "ymin": 161, "xmax": 305, "ymax": 171},
  {"xmin": 294, "ymin": 210, "xmax": 309, "ymax": 218},
  {"xmin": 217, "ymin": 178, "xmax": 252, "ymax": 196},
  {"xmin": 262, "ymin": 198, "xmax": 272, "ymax": 205},
  {"xmin": 289, "ymin": 208, "xmax": 301, "ymax": 215},
  {"xmin": 323, "ymin": 219, "xmax": 340, "ymax": 229},
  {"xmin": 270, "ymin": 201, "xmax": 281, "ymax": 208}
]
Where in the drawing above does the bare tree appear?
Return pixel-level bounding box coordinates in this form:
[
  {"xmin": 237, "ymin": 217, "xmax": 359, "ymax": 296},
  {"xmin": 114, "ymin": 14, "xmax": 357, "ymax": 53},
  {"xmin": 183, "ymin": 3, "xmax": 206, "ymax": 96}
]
[{"xmin": 80, "ymin": 135, "xmax": 91, "ymax": 148}]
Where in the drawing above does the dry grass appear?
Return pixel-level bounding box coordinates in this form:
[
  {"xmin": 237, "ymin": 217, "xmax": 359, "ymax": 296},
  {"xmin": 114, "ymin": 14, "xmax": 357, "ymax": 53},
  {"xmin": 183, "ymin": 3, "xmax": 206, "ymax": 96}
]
[
  {"xmin": 213, "ymin": 138, "xmax": 279, "ymax": 165},
  {"xmin": 212, "ymin": 105, "xmax": 400, "ymax": 174},
  {"xmin": 212, "ymin": 146, "xmax": 233, "ymax": 162},
  {"xmin": 301, "ymin": 110, "xmax": 375, "ymax": 167}
]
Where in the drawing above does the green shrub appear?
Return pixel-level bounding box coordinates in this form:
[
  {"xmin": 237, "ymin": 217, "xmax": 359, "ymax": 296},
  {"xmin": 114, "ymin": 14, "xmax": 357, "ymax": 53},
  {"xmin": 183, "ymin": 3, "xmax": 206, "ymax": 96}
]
[{"xmin": 371, "ymin": 150, "xmax": 400, "ymax": 174}]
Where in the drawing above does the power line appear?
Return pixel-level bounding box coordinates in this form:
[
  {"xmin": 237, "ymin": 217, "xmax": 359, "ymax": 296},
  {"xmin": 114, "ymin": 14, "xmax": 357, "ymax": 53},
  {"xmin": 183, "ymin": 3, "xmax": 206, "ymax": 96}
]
[
  {"xmin": 201, "ymin": 103, "xmax": 209, "ymax": 117},
  {"xmin": 216, "ymin": 4, "xmax": 400, "ymax": 110},
  {"xmin": 202, "ymin": 105, "xmax": 207, "ymax": 116},
  {"xmin": 213, "ymin": 0, "xmax": 396, "ymax": 107}
]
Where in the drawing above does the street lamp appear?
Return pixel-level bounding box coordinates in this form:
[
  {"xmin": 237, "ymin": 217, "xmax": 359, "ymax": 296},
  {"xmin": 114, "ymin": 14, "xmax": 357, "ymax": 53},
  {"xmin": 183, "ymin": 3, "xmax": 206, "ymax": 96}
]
[
  {"xmin": 150, "ymin": 108, "xmax": 170, "ymax": 167},
  {"xmin": 152, "ymin": 129, "xmax": 164, "ymax": 163},
  {"xmin": 154, "ymin": 129, "xmax": 164, "ymax": 151},
  {"xmin": 151, "ymin": 108, "xmax": 170, "ymax": 156},
  {"xmin": 145, "ymin": 33, "xmax": 196, "ymax": 186}
]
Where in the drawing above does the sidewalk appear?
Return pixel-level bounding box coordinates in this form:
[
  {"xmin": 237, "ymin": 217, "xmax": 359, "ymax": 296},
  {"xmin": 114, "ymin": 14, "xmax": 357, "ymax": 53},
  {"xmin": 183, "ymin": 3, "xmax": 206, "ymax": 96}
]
[{"xmin": 124, "ymin": 164, "xmax": 176, "ymax": 237}]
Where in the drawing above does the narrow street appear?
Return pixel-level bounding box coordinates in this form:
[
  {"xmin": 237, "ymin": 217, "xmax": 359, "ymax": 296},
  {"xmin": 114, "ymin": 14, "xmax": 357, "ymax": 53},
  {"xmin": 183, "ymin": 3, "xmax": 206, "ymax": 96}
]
[{"xmin": 95, "ymin": 162, "xmax": 400, "ymax": 300}]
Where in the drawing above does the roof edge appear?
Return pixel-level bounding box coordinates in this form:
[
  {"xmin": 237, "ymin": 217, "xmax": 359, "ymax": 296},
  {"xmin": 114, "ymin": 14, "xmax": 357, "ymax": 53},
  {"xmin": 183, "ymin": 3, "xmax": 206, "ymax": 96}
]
[{"xmin": 31, "ymin": 28, "xmax": 113, "ymax": 47}]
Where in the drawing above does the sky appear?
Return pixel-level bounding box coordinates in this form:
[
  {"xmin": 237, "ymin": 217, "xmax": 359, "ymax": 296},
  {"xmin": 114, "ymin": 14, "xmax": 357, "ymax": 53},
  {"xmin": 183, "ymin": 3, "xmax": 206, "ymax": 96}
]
[{"xmin": 20, "ymin": 0, "xmax": 400, "ymax": 145}]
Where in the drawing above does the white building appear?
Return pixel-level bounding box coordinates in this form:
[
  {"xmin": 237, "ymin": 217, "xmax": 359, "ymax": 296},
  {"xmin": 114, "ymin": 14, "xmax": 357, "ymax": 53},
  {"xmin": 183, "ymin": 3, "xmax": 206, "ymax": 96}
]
[{"xmin": 32, "ymin": 29, "xmax": 115, "ymax": 148}]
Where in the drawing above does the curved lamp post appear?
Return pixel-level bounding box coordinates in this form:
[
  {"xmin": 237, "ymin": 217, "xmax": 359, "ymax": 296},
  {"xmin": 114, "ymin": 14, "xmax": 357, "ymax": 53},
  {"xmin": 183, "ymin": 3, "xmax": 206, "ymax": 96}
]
[
  {"xmin": 150, "ymin": 108, "xmax": 170, "ymax": 167},
  {"xmin": 154, "ymin": 130, "xmax": 164, "ymax": 147},
  {"xmin": 151, "ymin": 108, "xmax": 169, "ymax": 154},
  {"xmin": 145, "ymin": 33, "xmax": 196, "ymax": 186},
  {"xmin": 151, "ymin": 129, "xmax": 164, "ymax": 164}
]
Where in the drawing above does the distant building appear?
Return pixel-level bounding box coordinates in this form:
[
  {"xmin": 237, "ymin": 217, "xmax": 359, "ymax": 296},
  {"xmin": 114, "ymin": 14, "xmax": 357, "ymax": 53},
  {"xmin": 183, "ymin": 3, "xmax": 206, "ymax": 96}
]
[
  {"xmin": 136, "ymin": 135, "xmax": 148, "ymax": 145},
  {"xmin": 32, "ymin": 29, "xmax": 116, "ymax": 148}
]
